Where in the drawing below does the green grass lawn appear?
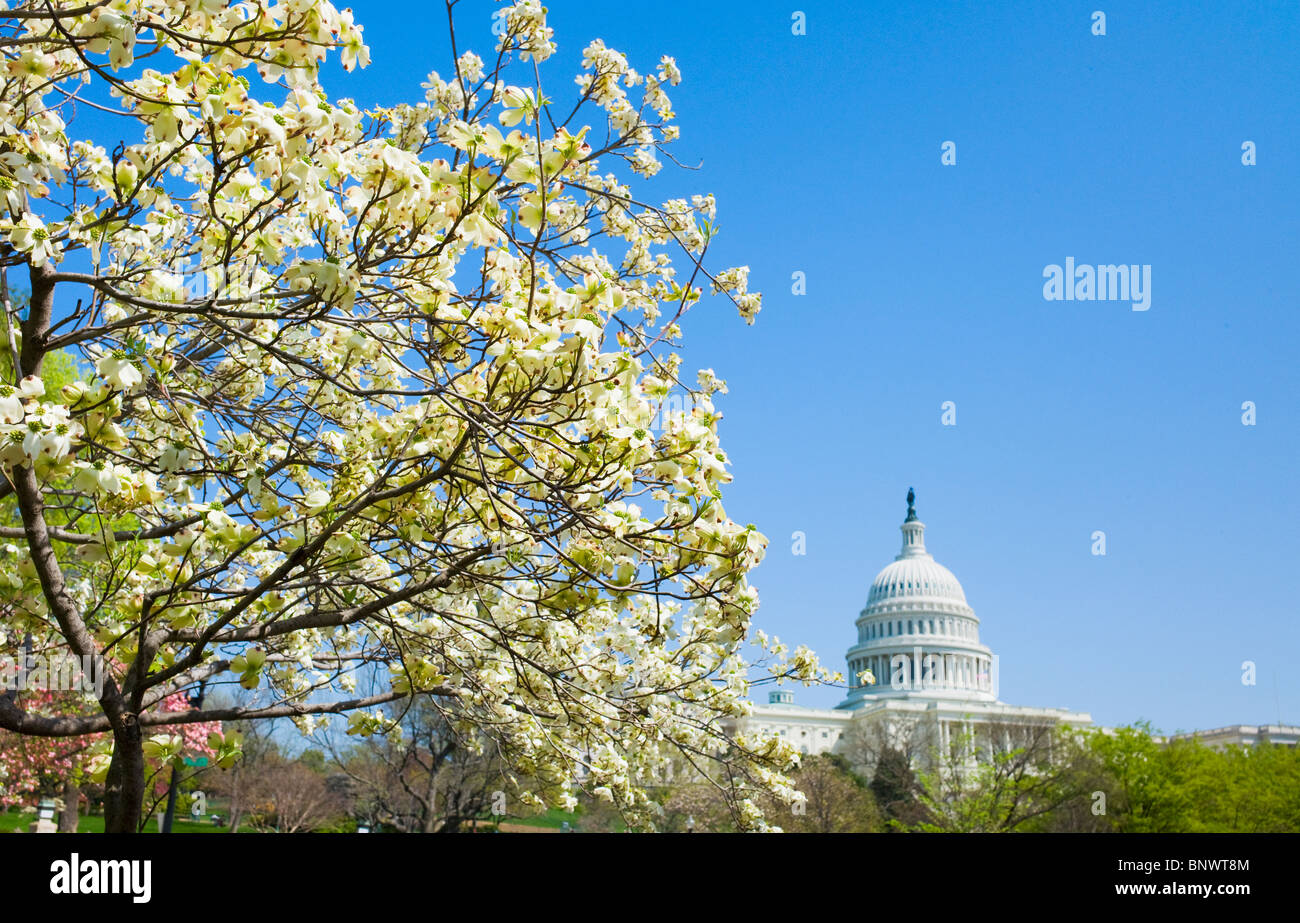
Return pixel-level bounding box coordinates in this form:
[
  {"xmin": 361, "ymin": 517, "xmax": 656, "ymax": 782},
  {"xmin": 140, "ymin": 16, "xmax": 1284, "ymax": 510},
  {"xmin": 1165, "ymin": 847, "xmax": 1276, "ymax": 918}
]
[
  {"xmin": 500, "ymin": 806, "xmax": 628, "ymax": 832},
  {"xmin": 0, "ymin": 810, "xmax": 238, "ymax": 833},
  {"xmin": 509, "ymin": 806, "xmax": 580, "ymax": 829},
  {"xmin": 0, "ymin": 806, "xmax": 597, "ymax": 834}
]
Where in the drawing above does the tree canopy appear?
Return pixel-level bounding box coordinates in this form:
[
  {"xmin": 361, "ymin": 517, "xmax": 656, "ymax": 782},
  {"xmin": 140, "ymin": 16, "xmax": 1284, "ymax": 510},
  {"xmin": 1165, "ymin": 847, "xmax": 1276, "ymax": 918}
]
[{"xmin": 0, "ymin": 0, "xmax": 829, "ymax": 831}]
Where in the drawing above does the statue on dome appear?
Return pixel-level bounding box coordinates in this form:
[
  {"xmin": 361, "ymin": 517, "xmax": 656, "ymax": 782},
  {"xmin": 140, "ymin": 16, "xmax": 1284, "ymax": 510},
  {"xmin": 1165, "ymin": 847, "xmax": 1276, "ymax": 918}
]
[{"xmin": 905, "ymin": 487, "xmax": 916, "ymax": 521}]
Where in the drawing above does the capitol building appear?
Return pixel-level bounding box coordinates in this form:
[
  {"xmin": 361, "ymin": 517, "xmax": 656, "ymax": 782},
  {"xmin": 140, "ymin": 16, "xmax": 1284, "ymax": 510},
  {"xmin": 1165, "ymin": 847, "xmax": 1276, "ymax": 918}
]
[{"xmin": 738, "ymin": 490, "xmax": 1093, "ymax": 771}]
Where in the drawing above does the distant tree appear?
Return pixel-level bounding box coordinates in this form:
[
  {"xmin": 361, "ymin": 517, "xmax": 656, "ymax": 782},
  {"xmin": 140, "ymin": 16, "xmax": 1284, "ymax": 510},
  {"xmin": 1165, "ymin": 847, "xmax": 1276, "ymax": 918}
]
[
  {"xmin": 1072, "ymin": 723, "xmax": 1300, "ymax": 833},
  {"xmin": 869, "ymin": 745, "xmax": 930, "ymax": 830},
  {"xmin": 1208, "ymin": 742, "xmax": 1300, "ymax": 832},
  {"xmin": 569, "ymin": 789, "xmax": 625, "ymax": 833},
  {"xmin": 839, "ymin": 716, "xmax": 931, "ymax": 825},
  {"xmin": 245, "ymin": 755, "xmax": 346, "ymax": 833},
  {"xmin": 657, "ymin": 780, "xmax": 732, "ymax": 833},
  {"xmin": 911, "ymin": 721, "xmax": 1079, "ymax": 833},
  {"xmin": 203, "ymin": 718, "xmax": 277, "ymax": 833},
  {"xmin": 1020, "ymin": 728, "xmax": 1111, "ymax": 833},
  {"xmin": 330, "ymin": 695, "xmax": 507, "ymax": 833},
  {"xmin": 297, "ymin": 749, "xmax": 327, "ymax": 775},
  {"xmin": 1078, "ymin": 722, "xmax": 1189, "ymax": 833},
  {"xmin": 656, "ymin": 752, "xmax": 879, "ymax": 833},
  {"xmin": 767, "ymin": 752, "xmax": 879, "ymax": 833}
]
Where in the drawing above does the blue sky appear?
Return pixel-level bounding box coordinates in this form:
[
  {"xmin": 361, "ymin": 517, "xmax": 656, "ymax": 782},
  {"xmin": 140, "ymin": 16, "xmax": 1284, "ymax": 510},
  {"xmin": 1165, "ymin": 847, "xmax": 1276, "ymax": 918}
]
[{"xmin": 320, "ymin": 1, "xmax": 1297, "ymax": 734}]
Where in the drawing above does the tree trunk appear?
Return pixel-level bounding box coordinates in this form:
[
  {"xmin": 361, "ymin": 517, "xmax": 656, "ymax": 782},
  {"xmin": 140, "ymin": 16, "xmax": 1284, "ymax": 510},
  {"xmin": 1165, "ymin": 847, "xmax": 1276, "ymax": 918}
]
[
  {"xmin": 226, "ymin": 766, "xmax": 244, "ymax": 832},
  {"xmin": 103, "ymin": 719, "xmax": 145, "ymax": 833},
  {"xmin": 58, "ymin": 779, "xmax": 81, "ymax": 832},
  {"xmin": 421, "ymin": 772, "xmax": 439, "ymax": 833}
]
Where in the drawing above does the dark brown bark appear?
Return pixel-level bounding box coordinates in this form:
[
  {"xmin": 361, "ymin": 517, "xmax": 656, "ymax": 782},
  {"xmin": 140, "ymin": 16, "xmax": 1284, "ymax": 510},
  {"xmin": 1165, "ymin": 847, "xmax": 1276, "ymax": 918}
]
[
  {"xmin": 19, "ymin": 261, "xmax": 55, "ymax": 379},
  {"xmin": 58, "ymin": 779, "xmax": 81, "ymax": 832},
  {"xmin": 102, "ymin": 718, "xmax": 145, "ymax": 833}
]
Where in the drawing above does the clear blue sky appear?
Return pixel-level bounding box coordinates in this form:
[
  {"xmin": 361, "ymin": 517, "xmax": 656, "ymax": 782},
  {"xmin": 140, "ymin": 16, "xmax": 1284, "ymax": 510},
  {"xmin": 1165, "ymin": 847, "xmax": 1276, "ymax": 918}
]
[{"xmin": 333, "ymin": 1, "xmax": 1297, "ymax": 734}]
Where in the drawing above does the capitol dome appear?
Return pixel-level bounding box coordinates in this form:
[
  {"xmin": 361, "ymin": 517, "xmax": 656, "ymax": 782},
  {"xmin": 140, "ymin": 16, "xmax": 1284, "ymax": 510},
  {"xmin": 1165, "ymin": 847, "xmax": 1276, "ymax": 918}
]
[
  {"xmin": 839, "ymin": 488, "xmax": 996, "ymax": 708},
  {"xmin": 867, "ymin": 557, "xmax": 967, "ymax": 607},
  {"xmin": 739, "ymin": 488, "xmax": 1094, "ymax": 770},
  {"xmin": 862, "ymin": 488, "xmax": 971, "ymax": 613}
]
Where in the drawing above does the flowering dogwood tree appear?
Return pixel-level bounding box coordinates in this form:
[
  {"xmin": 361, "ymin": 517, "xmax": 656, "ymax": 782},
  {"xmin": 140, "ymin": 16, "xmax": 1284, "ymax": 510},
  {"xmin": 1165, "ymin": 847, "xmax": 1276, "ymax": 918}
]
[{"xmin": 0, "ymin": 0, "xmax": 831, "ymax": 832}]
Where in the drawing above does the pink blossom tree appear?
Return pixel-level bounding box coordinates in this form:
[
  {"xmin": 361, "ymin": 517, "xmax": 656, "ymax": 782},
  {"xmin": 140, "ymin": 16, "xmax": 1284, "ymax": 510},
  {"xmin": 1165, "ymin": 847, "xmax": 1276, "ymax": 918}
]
[{"xmin": 0, "ymin": 686, "xmax": 224, "ymax": 830}]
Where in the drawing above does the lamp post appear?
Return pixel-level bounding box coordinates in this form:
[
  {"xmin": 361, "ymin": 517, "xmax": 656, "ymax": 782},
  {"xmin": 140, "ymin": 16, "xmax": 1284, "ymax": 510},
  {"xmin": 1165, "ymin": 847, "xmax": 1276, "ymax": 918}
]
[
  {"xmin": 161, "ymin": 680, "xmax": 207, "ymax": 834},
  {"xmin": 32, "ymin": 797, "xmax": 57, "ymax": 833}
]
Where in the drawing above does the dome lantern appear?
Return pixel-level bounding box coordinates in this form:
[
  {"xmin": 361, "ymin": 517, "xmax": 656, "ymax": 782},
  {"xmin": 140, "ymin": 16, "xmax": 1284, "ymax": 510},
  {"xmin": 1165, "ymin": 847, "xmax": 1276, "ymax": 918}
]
[{"xmin": 898, "ymin": 487, "xmax": 927, "ymax": 559}]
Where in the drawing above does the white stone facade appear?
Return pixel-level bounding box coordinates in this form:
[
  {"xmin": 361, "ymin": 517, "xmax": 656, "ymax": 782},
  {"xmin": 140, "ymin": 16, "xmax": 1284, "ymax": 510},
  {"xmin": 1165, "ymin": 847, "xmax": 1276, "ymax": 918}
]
[{"xmin": 1166, "ymin": 725, "xmax": 1300, "ymax": 750}]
